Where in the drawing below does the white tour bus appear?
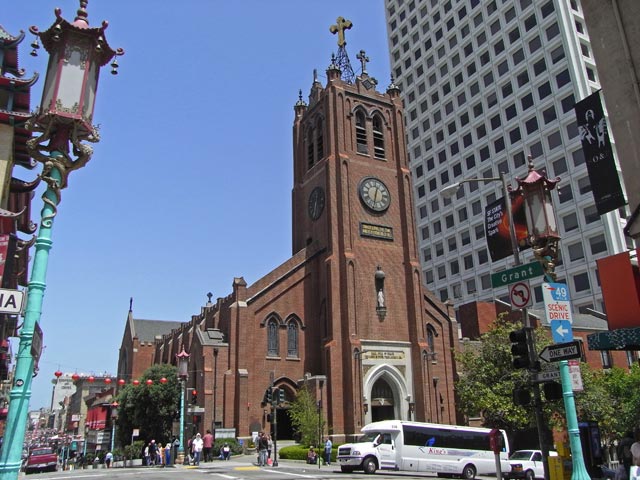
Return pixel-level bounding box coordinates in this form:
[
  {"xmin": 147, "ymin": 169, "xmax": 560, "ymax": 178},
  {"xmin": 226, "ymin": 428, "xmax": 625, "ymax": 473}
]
[{"xmin": 337, "ymin": 420, "xmax": 510, "ymax": 477}]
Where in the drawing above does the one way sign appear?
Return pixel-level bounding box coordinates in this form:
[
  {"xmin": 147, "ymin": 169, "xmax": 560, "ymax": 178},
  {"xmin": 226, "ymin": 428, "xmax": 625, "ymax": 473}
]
[{"xmin": 539, "ymin": 341, "xmax": 582, "ymax": 363}]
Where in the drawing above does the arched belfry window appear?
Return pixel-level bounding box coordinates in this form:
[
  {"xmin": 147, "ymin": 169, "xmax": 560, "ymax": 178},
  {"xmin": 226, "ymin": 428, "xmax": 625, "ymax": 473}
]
[
  {"xmin": 372, "ymin": 115, "xmax": 385, "ymax": 159},
  {"xmin": 306, "ymin": 127, "xmax": 315, "ymax": 169},
  {"xmin": 287, "ymin": 320, "xmax": 299, "ymax": 358},
  {"xmin": 427, "ymin": 326, "xmax": 435, "ymax": 354},
  {"xmin": 267, "ymin": 318, "xmax": 279, "ymax": 356},
  {"xmin": 355, "ymin": 110, "xmax": 368, "ymax": 154},
  {"xmin": 316, "ymin": 118, "xmax": 324, "ymax": 161}
]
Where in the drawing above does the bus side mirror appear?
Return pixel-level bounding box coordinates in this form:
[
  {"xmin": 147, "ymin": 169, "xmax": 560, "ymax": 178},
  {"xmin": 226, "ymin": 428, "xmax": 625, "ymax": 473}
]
[{"xmin": 489, "ymin": 429, "xmax": 503, "ymax": 455}]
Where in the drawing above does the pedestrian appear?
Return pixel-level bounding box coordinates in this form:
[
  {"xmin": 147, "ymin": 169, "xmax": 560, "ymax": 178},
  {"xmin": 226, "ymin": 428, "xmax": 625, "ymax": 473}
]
[
  {"xmin": 257, "ymin": 432, "xmax": 269, "ymax": 466},
  {"xmin": 619, "ymin": 432, "xmax": 635, "ymax": 480},
  {"xmin": 158, "ymin": 443, "xmax": 164, "ymax": 466},
  {"xmin": 221, "ymin": 443, "xmax": 231, "ymax": 460},
  {"xmin": 105, "ymin": 451, "xmax": 113, "ymax": 469},
  {"xmin": 267, "ymin": 433, "xmax": 273, "ymax": 461},
  {"xmin": 171, "ymin": 436, "xmax": 180, "ymax": 464},
  {"xmin": 144, "ymin": 443, "xmax": 150, "ymax": 466},
  {"xmin": 192, "ymin": 432, "xmax": 204, "ymax": 465},
  {"xmin": 148, "ymin": 440, "xmax": 157, "ymax": 466},
  {"xmin": 324, "ymin": 436, "xmax": 332, "ymax": 466},
  {"xmin": 164, "ymin": 442, "xmax": 171, "ymax": 466},
  {"xmin": 203, "ymin": 430, "xmax": 214, "ymax": 462}
]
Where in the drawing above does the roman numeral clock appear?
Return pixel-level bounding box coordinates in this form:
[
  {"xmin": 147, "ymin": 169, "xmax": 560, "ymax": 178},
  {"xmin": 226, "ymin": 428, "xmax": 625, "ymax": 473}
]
[{"xmin": 359, "ymin": 177, "xmax": 391, "ymax": 212}]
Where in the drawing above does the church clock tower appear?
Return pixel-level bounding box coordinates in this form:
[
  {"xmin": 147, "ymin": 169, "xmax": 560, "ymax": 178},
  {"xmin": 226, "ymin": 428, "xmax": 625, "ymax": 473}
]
[{"xmin": 291, "ymin": 19, "xmax": 457, "ymax": 437}]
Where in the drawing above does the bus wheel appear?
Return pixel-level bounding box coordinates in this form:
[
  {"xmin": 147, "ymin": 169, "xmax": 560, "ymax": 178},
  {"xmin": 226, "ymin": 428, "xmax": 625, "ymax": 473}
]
[
  {"xmin": 525, "ymin": 470, "xmax": 535, "ymax": 480},
  {"xmin": 363, "ymin": 458, "xmax": 377, "ymax": 474},
  {"xmin": 341, "ymin": 466, "xmax": 354, "ymax": 473},
  {"xmin": 462, "ymin": 464, "xmax": 477, "ymax": 479}
]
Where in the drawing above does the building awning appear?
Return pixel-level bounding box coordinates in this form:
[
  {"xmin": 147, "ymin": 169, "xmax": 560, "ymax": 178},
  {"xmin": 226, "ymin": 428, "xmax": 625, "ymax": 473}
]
[{"xmin": 587, "ymin": 327, "xmax": 640, "ymax": 351}]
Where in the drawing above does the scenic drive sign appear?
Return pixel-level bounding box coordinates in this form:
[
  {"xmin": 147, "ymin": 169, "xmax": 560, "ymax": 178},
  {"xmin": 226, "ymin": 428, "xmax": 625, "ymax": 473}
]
[
  {"xmin": 539, "ymin": 341, "xmax": 582, "ymax": 363},
  {"xmin": 542, "ymin": 282, "xmax": 574, "ymax": 343},
  {"xmin": 491, "ymin": 261, "xmax": 544, "ymax": 288}
]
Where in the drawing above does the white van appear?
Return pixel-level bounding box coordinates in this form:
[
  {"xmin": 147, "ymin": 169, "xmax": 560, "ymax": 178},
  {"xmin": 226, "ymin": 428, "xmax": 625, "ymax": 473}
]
[{"xmin": 337, "ymin": 420, "xmax": 510, "ymax": 477}]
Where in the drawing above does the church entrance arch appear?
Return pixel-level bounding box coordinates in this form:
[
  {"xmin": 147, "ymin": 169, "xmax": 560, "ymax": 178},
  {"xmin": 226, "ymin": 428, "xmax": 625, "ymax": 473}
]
[{"xmin": 363, "ymin": 364, "xmax": 409, "ymax": 423}]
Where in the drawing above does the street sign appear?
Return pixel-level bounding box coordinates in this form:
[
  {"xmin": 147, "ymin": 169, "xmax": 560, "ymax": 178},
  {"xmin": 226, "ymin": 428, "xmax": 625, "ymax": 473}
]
[
  {"xmin": 539, "ymin": 341, "xmax": 582, "ymax": 363},
  {"xmin": 509, "ymin": 281, "xmax": 532, "ymax": 309},
  {"xmin": 491, "ymin": 261, "xmax": 544, "ymax": 288},
  {"xmin": 0, "ymin": 288, "xmax": 24, "ymax": 314},
  {"xmin": 532, "ymin": 370, "xmax": 561, "ymax": 383},
  {"xmin": 569, "ymin": 359, "xmax": 584, "ymax": 391},
  {"xmin": 542, "ymin": 282, "xmax": 574, "ymax": 343}
]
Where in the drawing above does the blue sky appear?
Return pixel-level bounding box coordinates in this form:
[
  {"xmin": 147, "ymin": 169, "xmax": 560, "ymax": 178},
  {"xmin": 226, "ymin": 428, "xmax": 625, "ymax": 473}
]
[{"xmin": 4, "ymin": 1, "xmax": 390, "ymax": 409}]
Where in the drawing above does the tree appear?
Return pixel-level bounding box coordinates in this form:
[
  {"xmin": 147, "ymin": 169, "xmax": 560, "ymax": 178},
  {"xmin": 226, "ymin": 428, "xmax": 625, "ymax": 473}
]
[
  {"xmin": 454, "ymin": 313, "xmax": 555, "ymax": 432},
  {"xmin": 115, "ymin": 364, "xmax": 181, "ymax": 447},
  {"xmin": 287, "ymin": 386, "xmax": 323, "ymax": 447}
]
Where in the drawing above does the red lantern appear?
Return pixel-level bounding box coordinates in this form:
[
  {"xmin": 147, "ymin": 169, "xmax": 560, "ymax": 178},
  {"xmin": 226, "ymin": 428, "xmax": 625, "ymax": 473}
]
[
  {"xmin": 146, "ymin": 379, "xmax": 153, "ymax": 386},
  {"xmin": 132, "ymin": 380, "xmax": 140, "ymax": 386},
  {"xmin": 71, "ymin": 373, "xmax": 80, "ymax": 382},
  {"xmin": 118, "ymin": 379, "xmax": 126, "ymax": 386},
  {"xmin": 159, "ymin": 377, "xmax": 167, "ymax": 384},
  {"xmin": 104, "ymin": 377, "xmax": 112, "ymax": 384},
  {"xmin": 54, "ymin": 371, "xmax": 62, "ymax": 379},
  {"xmin": 88, "ymin": 376, "xmax": 95, "ymax": 383}
]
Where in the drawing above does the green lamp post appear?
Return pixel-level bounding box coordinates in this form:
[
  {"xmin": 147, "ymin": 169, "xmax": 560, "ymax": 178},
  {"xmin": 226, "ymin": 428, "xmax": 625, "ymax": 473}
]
[
  {"xmin": 176, "ymin": 348, "xmax": 190, "ymax": 465},
  {"xmin": 0, "ymin": 2, "xmax": 122, "ymax": 479}
]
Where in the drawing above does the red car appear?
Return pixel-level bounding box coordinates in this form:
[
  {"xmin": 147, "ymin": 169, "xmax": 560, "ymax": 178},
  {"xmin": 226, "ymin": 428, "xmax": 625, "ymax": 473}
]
[{"xmin": 24, "ymin": 447, "xmax": 58, "ymax": 474}]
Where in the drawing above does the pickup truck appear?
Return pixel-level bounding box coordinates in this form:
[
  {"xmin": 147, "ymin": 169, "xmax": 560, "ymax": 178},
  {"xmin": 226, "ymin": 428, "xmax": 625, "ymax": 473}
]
[{"xmin": 24, "ymin": 447, "xmax": 58, "ymax": 474}]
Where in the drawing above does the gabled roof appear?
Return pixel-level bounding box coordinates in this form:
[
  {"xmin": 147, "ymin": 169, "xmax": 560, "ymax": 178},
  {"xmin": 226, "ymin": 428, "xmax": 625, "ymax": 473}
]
[{"xmin": 131, "ymin": 318, "xmax": 183, "ymax": 343}]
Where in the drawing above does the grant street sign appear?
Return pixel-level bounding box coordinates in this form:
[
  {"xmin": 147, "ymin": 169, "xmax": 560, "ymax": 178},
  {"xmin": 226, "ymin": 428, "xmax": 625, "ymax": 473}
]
[
  {"xmin": 532, "ymin": 369, "xmax": 561, "ymax": 383},
  {"xmin": 491, "ymin": 261, "xmax": 544, "ymax": 288},
  {"xmin": 539, "ymin": 341, "xmax": 582, "ymax": 363}
]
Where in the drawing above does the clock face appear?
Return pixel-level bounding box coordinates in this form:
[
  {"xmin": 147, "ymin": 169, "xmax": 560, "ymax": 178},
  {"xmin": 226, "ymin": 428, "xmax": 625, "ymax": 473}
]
[
  {"xmin": 308, "ymin": 187, "xmax": 325, "ymax": 220},
  {"xmin": 359, "ymin": 177, "xmax": 391, "ymax": 212}
]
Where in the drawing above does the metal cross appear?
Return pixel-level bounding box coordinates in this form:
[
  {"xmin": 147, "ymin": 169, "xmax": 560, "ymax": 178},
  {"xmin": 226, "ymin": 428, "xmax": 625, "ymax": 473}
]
[
  {"xmin": 329, "ymin": 16, "xmax": 353, "ymax": 47},
  {"xmin": 356, "ymin": 50, "xmax": 369, "ymax": 74}
]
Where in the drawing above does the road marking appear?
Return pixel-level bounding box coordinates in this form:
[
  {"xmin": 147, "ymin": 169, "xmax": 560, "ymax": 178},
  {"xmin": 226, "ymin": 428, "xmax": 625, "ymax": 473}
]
[
  {"xmin": 212, "ymin": 474, "xmax": 237, "ymax": 479},
  {"xmin": 263, "ymin": 469, "xmax": 320, "ymax": 477}
]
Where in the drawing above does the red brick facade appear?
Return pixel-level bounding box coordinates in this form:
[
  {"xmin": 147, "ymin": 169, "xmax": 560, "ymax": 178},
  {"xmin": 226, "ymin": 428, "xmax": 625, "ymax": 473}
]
[{"xmin": 121, "ymin": 59, "xmax": 458, "ymax": 441}]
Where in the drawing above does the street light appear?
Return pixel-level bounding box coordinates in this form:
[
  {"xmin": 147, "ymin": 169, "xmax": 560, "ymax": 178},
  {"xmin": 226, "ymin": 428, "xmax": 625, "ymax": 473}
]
[
  {"xmin": 0, "ymin": 3, "xmax": 122, "ymax": 479},
  {"xmin": 440, "ymin": 167, "xmax": 550, "ymax": 478},
  {"xmin": 213, "ymin": 347, "xmax": 218, "ymax": 440},
  {"xmin": 176, "ymin": 347, "xmax": 190, "ymax": 464},
  {"xmin": 110, "ymin": 401, "xmax": 118, "ymax": 453}
]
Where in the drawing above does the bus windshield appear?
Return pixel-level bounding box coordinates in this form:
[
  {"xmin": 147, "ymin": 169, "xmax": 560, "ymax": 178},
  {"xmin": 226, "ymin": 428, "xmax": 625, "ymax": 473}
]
[{"xmin": 358, "ymin": 432, "xmax": 381, "ymax": 443}]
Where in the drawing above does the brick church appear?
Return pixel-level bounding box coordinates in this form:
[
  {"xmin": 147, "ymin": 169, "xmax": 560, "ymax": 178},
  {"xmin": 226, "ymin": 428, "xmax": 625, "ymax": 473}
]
[{"xmin": 118, "ymin": 21, "xmax": 458, "ymax": 441}]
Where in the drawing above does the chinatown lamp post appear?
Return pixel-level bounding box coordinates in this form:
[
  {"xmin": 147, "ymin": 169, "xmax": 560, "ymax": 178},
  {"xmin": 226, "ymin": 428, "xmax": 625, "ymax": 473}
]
[
  {"xmin": 110, "ymin": 401, "xmax": 118, "ymax": 453},
  {"xmin": 512, "ymin": 161, "xmax": 590, "ymax": 480},
  {"xmin": 440, "ymin": 166, "xmax": 551, "ymax": 479},
  {"xmin": 176, "ymin": 348, "xmax": 190, "ymax": 464},
  {"xmin": 0, "ymin": 3, "xmax": 123, "ymax": 479}
]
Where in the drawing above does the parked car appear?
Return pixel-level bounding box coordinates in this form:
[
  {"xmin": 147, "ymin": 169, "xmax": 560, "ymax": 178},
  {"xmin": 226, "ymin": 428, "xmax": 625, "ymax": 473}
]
[
  {"xmin": 24, "ymin": 447, "xmax": 58, "ymax": 474},
  {"xmin": 505, "ymin": 450, "xmax": 557, "ymax": 480}
]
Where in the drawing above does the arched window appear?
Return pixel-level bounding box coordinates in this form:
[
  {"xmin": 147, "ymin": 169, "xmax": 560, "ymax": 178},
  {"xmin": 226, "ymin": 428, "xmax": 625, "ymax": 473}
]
[
  {"xmin": 372, "ymin": 115, "xmax": 385, "ymax": 159},
  {"xmin": 306, "ymin": 127, "xmax": 315, "ymax": 169},
  {"xmin": 355, "ymin": 110, "xmax": 368, "ymax": 154},
  {"xmin": 287, "ymin": 321, "xmax": 299, "ymax": 357},
  {"xmin": 427, "ymin": 327, "xmax": 435, "ymax": 354},
  {"xmin": 267, "ymin": 319, "xmax": 279, "ymax": 356},
  {"xmin": 316, "ymin": 118, "xmax": 324, "ymax": 161}
]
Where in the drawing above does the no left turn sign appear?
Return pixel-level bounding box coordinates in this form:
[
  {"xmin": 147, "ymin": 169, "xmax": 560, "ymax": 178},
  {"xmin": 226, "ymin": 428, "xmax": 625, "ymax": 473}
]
[{"xmin": 509, "ymin": 281, "xmax": 532, "ymax": 309}]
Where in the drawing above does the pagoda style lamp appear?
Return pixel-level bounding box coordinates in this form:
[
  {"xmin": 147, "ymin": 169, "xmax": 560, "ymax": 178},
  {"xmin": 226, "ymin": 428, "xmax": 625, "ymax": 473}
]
[
  {"xmin": 0, "ymin": 3, "xmax": 122, "ymax": 479},
  {"xmin": 110, "ymin": 401, "xmax": 119, "ymax": 452},
  {"xmin": 176, "ymin": 348, "xmax": 190, "ymax": 463},
  {"xmin": 511, "ymin": 157, "xmax": 560, "ymax": 281}
]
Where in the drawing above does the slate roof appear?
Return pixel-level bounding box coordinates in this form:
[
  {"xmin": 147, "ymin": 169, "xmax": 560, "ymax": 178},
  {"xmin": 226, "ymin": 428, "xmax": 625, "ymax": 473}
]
[{"xmin": 131, "ymin": 319, "xmax": 183, "ymax": 343}]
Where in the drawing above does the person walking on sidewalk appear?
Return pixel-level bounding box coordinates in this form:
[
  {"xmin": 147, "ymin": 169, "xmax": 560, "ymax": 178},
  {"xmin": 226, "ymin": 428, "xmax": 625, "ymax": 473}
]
[
  {"xmin": 257, "ymin": 432, "xmax": 269, "ymax": 466},
  {"xmin": 324, "ymin": 437, "xmax": 332, "ymax": 466}
]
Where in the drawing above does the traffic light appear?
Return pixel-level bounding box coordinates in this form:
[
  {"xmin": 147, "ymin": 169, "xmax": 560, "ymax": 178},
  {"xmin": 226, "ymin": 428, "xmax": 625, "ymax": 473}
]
[
  {"xmin": 513, "ymin": 386, "xmax": 531, "ymax": 406},
  {"xmin": 543, "ymin": 381, "xmax": 563, "ymax": 401},
  {"xmin": 509, "ymin": 328, "xmax": 531, "ymax": 369},
  {"xmin": 264, "ymin": 386, "xmax": 273, "ymax": 405},
  {"xmin": 191, "ymin": 389, "xmax": 198, "ymax": 404},
  {"xmin": 278, "ymin": 388, "xmax": 285, "ymax": 404}
]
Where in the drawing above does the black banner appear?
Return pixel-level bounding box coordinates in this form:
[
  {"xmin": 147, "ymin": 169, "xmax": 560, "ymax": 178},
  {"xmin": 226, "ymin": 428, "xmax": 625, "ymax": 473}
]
[
  {"xmin": 574, "ymin": 91, "xmax": 626, "ymax": 215},
  {"xmin": 485, "ymin": 194, "xmax": 529, "ymax": 262}
]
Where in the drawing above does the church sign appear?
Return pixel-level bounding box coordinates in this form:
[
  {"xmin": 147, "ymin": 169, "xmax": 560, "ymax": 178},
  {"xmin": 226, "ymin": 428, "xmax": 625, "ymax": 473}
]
[{"xmin": 360, "ymin": 222, "xmax": 394, "ymax": 241}]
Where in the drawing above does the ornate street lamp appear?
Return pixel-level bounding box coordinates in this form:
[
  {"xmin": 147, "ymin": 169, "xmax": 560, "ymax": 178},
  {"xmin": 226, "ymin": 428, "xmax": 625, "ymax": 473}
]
[
  {"xmin": 176, "ymin": 347, "xmax": 190, "ymax": 464},
  {"xmin": 0, "ymin": 3, "xmax": 122, "ymax": 478},
  {"xmin": 110, "ymin": 401, "xmax": 118, "ymax": 452},
  {"xmin": 511, "ymin": 158, "xmax": 561, "ymax": 281}
]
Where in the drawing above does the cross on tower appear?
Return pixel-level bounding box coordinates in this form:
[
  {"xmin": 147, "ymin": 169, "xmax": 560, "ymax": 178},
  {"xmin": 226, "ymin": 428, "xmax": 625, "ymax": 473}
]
[
  {"xmin": 329, "ymin": 16, "xmax": 353, "ymax": 47},
  {"xmin": 356, "ymin": 50, "xmax": 370, "ymax": 74}
]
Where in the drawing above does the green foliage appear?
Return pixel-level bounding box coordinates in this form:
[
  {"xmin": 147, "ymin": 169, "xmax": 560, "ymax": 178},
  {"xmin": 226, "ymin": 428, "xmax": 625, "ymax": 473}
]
[
  {"xmin": 115, "ymin": 364, "xmax": 181, "ymax": 447},
  {"xmin": 123, "ymin": 440, "xmax": 145, "ymax": 461},
  {"xmin": 286, "ymin": 386, "xmax": 323, "ymax": 447},
  {"xmin": 212, "ymin": 438, "xmax": 243, "ymax": 457},
  {"xmin": 454, "ymin": 314, "xmax": 554, "ymax": 432},
  {"xmin": 279, "ymin": 444, "xmax": 337, "ymax": 461}
]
